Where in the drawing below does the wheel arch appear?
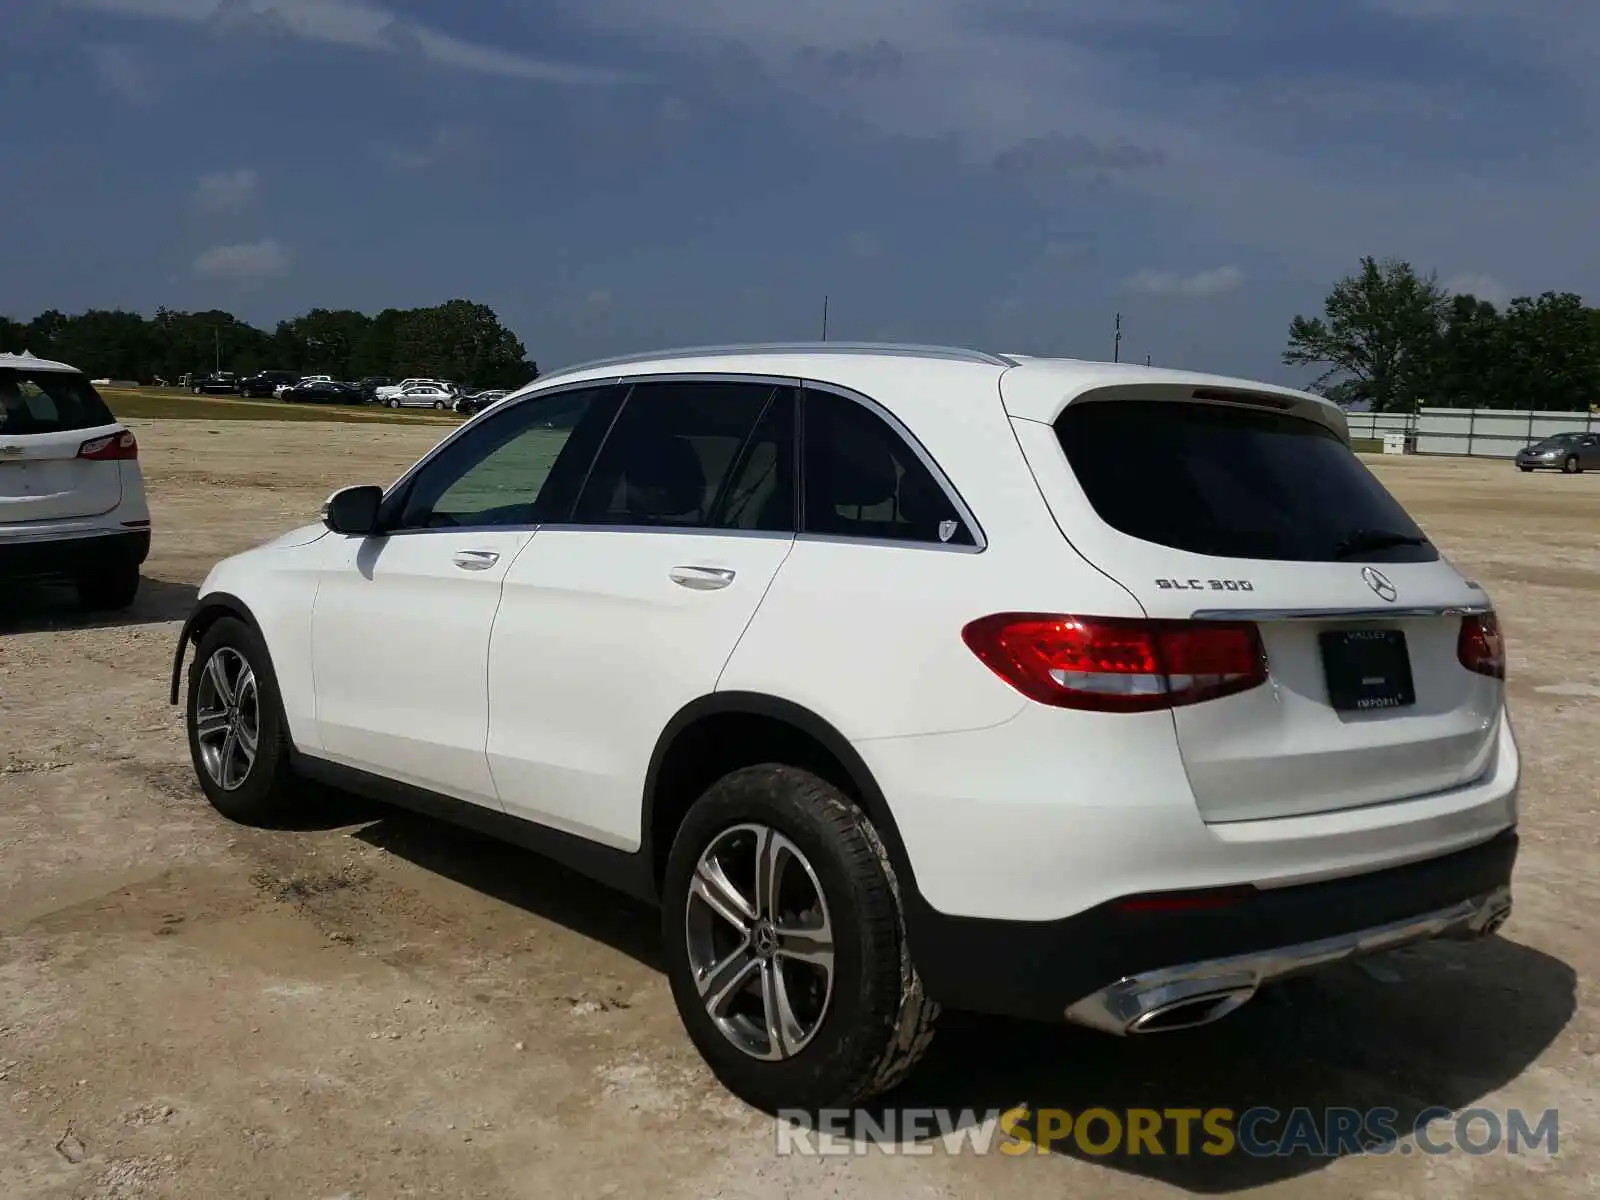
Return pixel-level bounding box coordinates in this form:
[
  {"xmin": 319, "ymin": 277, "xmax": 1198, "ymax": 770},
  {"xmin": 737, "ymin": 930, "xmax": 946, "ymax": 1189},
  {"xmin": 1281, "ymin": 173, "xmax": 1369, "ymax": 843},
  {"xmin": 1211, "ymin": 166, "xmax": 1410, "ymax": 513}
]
[
  {"xmin": 640, "ymin": 692, "xmax": 920, "ymax": 904},
  {"xmin": 168, "ymin": 591, "xmax": 266, "ymax": 705}
]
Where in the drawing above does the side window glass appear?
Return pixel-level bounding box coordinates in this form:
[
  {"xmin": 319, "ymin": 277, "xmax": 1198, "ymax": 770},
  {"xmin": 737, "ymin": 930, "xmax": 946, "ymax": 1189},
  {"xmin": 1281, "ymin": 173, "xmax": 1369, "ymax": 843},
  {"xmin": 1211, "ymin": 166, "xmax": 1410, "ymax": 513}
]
[
  {"xmin": 801, "ymin": 388, "xmax": 975, "ymax": 546},
  {"xmin": 710, "ymin": 387, "xmax": 796, "ymax": 532},
  {"xmin": 571, "ymin": 381, "xmax": 781, "ymax": 528},
  {"xmin": 393, "ymin": 386, "xmax": 618, "ymax": 530}
]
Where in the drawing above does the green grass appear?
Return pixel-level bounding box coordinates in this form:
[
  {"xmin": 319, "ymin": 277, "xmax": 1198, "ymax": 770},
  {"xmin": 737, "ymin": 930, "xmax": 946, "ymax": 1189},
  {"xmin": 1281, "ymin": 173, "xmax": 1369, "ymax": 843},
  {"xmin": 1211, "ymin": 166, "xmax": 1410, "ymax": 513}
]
[
  {"xmin": 1351, "ymin": 437, "xmax": 1385, "ymax": 454},
  {"xmin": 99, "ymin": 387, "xmax": 460, "ymax": 425}
]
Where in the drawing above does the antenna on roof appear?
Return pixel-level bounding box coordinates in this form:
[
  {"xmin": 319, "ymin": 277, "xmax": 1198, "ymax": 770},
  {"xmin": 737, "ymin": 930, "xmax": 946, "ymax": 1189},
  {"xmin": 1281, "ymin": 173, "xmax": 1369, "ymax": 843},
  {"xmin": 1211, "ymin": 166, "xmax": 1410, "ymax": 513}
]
[
  {"xmin": 821, "ymin": 295, "xmax": 829, "ymax": 342},
  {"xmin": 1113, "ymin": 312, "xmax": 1122, "ymax": 363}
]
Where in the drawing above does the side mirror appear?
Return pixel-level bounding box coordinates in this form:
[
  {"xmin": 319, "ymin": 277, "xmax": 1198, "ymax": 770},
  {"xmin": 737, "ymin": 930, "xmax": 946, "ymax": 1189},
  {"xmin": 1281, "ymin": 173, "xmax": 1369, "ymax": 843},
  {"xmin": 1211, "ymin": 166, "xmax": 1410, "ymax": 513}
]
[{"xmin": 322, "ymin": 484, "xmax": 384, "ymax": 535}]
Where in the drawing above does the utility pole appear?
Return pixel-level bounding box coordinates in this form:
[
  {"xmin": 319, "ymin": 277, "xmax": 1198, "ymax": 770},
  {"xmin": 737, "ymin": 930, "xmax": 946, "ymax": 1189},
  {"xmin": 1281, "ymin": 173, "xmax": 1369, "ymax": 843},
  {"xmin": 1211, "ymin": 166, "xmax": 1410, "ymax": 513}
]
[
  {"xmin": 214, "ymin": 326, "xmax": 221, "ymax": 373},
  {"xmin": 821, "ymin": 295, "xmax": 829, "ymax": 342},
  {"xmin": 1113, "ymin": 312, "xmax": 1122, "ymax": 363}
]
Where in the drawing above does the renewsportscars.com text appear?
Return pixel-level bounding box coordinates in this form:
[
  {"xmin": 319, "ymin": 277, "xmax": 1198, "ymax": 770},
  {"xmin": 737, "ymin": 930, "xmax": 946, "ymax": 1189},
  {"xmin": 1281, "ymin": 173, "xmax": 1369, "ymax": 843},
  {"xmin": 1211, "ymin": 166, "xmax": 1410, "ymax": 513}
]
[{"xmin": 774, "ymin": 1105, "xmax": 1560, "ymax": 1158}]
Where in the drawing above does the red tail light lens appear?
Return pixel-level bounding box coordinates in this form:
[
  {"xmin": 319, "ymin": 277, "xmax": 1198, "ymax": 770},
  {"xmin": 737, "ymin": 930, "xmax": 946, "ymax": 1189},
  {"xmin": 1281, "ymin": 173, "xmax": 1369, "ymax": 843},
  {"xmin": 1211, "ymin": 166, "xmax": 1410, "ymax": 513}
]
[
  {"xmin": 1457, "ymin": 612, "xmax": 1505, "ymax": 679},
  {"xmin": 961, "ymin": 614, "xmax": 1268, "ymax": 712},
  {"xmin": 78, "ymin": 430, "xmax": 138, "ymax": 461}
]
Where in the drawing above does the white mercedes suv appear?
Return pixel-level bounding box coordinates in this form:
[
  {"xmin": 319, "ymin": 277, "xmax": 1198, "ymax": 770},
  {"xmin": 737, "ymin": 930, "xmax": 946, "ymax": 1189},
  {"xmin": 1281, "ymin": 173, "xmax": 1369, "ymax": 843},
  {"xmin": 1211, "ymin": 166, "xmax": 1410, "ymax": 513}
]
[
  {"xmin": 2, "ymin": 351, "xmax": 151, "ymax": 609},
  {"xmin": 170, "ymin": 344, "xmax": 1517, "ymax": 1111}
]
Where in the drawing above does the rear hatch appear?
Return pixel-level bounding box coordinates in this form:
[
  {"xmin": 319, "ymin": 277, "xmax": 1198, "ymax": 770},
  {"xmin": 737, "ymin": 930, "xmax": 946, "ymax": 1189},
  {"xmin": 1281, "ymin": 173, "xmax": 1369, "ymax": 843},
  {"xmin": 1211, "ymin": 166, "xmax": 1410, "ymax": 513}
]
[
  {"xmin": 1, "ymin": 368, "xmax": 125, "ymax": 523},
  {"xmin": 1007, "ymin": 382, "xmax": 1502, "ymax": 824}
]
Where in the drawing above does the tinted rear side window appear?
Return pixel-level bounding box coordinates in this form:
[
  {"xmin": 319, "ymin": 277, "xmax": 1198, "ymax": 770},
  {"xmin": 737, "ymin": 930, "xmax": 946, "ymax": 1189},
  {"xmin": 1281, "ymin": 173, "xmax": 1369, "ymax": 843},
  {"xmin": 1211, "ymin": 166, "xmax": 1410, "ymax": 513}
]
[
  {"xmin": 801, "ymin": 388, "xmax": 976, "ymax": 547},
  {"xmin": 571, "ymin": 380, "xmax": 783, "ymax": 529},
  {"xmin": 1055, "ymin": 401, "xmax": 1437, "ymax": 563},
  {"xmin": 0, "ymin": 370, "xmax": 116, "ymax": 435}
]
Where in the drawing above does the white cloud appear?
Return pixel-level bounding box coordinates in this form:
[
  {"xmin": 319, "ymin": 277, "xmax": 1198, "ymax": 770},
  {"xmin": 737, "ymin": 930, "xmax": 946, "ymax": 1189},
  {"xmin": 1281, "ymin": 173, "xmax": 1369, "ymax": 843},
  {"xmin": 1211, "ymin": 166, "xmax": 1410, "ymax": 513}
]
[
  {"xmin": 1443, "ymin": 272, "xmax": 1511, "ymax": 307},
  {"xmin": 194, "ymin": 167, "xmax": 259, "ymax": 212},
  {"xmin": 83, "ymin": 43, "xmax": 153, "ymax": 103},
  {"xmin": 72, "ymin": 0, "xmax": 631, "ymax": 84},
  {"xmin": 192, "ymin": 238, "xmax": 290, "ymax": 281},
  {"xmin": 1126, "ymin": 266, "xmax": 1245, "ymax": 297}
]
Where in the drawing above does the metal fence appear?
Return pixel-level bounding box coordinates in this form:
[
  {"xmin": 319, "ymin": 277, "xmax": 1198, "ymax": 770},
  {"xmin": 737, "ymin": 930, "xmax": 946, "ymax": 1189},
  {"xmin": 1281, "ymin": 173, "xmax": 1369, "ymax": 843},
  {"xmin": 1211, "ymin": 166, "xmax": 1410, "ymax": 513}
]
[
  {"xmin": 1414, "ymin": 408, "xmax": 1598, "ymax": 458},
  {"xmin": 1342, "ymin": 408, "xmax": 1599, "ymax": 458}
]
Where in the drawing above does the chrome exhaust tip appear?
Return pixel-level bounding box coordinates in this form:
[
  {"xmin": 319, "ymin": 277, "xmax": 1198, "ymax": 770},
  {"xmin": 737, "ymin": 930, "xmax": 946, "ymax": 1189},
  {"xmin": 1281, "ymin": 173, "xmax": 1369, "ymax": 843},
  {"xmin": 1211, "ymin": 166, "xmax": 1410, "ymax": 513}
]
[{"xmin": 1125, "ymin": 987, "xmax": 1255, "ymax": 1034}]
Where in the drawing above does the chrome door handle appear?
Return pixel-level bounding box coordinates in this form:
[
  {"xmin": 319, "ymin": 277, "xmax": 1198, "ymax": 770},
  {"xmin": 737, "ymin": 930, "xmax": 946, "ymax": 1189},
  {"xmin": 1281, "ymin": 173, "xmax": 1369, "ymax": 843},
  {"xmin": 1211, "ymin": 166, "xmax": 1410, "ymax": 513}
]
[
  {"xmin": 669, "ymin": 565, "xmax": 736, "ymax": 591},
  {"xmin": 452, "ymin": 549, "xmax": 500, "ymax": 571}
]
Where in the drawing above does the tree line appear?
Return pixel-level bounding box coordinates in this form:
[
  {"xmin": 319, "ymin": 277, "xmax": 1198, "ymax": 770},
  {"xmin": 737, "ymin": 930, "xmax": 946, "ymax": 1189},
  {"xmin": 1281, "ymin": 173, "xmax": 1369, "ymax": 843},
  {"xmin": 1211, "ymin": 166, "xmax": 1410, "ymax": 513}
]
[
  {"xmin": 0, "ymin": 300, "xmax": 537, "ymax": 391},
  {"xmin": 1285, "ymin": 257, "xmax": 1600, "ymax": 413}
]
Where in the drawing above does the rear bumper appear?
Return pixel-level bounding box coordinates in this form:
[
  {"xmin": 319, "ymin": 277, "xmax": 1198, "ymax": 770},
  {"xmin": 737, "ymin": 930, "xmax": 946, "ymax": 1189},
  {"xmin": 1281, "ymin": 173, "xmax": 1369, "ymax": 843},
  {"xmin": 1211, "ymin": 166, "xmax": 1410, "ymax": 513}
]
[
  {"xmin": 1065, "ymin": 881, "xmax": 1511, "ymax": 1034},
  {"xmin": 905, "ymin": 828, "xmax": 1518, "ymax": 1022},
  {"xmin": 0, "ymin": 529, "xmax": 150, "ymax": 580}
]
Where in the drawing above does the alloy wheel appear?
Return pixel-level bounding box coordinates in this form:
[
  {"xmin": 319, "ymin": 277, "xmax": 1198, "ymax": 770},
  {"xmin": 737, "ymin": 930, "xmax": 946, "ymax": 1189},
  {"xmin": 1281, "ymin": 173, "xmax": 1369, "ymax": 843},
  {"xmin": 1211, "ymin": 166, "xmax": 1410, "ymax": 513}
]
[
  {"xmin": 684, "ymin": 823, "xmax": 836, "ymax": 1061},
  {"xmin": 193, "ymin": 647, "xmax": 260, "ymax": 792}
]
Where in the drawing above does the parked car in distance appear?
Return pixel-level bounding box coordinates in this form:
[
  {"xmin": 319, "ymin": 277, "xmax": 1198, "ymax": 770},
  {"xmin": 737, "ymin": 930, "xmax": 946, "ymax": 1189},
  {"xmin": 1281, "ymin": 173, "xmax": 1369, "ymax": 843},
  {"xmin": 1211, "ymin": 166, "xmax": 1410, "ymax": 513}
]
[
  {"xmin": 355, "ymin": 376, "xmax": 393, "ymax": 402},
  {"xmin": 239, "ymin": 370, "xmax": 301, "ymax": 398},
  {"xmin": 374, "ymin": 378, "xmax": 445, "ymax": 402},
  {"xmin": 191, "ymin": 372, "xmax": 239, "ymax": 395},
  {"xmin": 173, "ymin": 342, "xmax": 1517, "ymax": 1113},
  {"xmin": 386, "ymin": 383, "xmax": 454, "ymax": 410},
  {"xmin": 2, "ymin": 350, "xmax": 150, "ymax": 609},
  {"xmin": 453, "ymin": 389, "xmax": 509, "ymax": 416},
  {"xmin": 1515, "ymin": 431, "xmax": 1598, "ymax": 473},
  {"xmin": 281, "ymin": 380, "xmax": 365, "ymax": 406}
]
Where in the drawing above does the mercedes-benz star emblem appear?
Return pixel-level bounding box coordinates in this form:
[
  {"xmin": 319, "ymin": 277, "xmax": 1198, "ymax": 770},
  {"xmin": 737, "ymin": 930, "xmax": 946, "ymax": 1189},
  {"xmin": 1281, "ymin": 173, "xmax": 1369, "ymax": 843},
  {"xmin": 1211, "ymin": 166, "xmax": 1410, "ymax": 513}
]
[{"xmin": 1362, "ymin": 566, "xmax": 1398, "ymax": 603}]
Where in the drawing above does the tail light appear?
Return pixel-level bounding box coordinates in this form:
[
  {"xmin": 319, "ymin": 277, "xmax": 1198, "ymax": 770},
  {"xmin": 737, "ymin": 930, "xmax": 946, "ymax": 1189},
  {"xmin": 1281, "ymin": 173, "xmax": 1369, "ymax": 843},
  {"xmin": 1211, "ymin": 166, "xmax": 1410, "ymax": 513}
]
[
  {"xmin": 961, "ymin": 614, "xmax": 1267, "ymax": 712},
  {"xmin": 1457, "ymin": 612, "xmax": 1505, "ymax": 679},
  {"xmin": 78, "ymin": 430, "xmax": 138, "ymax": 461}
]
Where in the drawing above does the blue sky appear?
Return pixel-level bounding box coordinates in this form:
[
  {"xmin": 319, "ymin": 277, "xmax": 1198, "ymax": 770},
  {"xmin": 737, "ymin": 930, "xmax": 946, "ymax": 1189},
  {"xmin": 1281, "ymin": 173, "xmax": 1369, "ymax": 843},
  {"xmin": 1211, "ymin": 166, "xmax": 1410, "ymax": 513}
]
[{"xmin": 3, "ymin": 0, "xmax": 1596, "ymax": 382}]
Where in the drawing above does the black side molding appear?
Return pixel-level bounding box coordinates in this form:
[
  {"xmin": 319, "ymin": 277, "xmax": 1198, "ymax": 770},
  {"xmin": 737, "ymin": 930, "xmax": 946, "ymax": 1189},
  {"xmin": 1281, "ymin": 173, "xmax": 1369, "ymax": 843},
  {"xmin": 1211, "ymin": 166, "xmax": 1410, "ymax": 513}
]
[{"xmin": 292, "ymin": 753, "xmax": 657, "ymax": 903}]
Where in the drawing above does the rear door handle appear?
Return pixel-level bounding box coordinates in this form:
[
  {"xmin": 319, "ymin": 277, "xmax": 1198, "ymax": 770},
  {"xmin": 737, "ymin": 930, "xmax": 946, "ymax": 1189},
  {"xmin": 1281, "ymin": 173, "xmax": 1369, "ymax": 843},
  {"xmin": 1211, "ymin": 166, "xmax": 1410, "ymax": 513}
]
[
  {"xmin": 669, "ymin": 565, "xmax": 736, "ymax": 591},
  {"xmin": 452, "ymin": 549, "xmax": 500, "ymax": 571}
]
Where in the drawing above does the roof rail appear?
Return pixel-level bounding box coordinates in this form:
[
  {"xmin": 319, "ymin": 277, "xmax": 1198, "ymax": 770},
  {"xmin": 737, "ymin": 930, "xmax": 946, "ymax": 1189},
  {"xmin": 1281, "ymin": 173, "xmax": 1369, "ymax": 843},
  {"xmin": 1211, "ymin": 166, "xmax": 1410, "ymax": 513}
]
[{"xmin": 538, "ymin": 341, "xmax": 1012, "ymax": 382}]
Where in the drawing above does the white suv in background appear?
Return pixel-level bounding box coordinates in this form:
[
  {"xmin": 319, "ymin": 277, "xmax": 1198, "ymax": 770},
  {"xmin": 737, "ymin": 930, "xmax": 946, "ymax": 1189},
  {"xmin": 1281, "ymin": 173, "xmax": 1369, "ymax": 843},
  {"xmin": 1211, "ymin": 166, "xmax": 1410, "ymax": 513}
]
[
  {"xmin": 170, "ymin": 344, "xmax": 1517, "ymax": 1111},
  {"xmin": 1, "ymin": 351, "xmax": 150, "ymax": 609}
]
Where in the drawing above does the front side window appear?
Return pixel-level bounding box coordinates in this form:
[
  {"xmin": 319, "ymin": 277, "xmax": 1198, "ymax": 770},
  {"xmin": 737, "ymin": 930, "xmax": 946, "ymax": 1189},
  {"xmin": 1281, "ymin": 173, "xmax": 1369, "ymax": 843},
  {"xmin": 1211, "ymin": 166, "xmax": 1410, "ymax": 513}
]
[
  {"xmin": 800, "ymin": 388, "xmax": 975, "ymax": 546},
  {"xmin": 391, "ymin": 385, "xmax": 620, "ymax": 530},
  {"xmin": 570, "ymin": 380, "xmax": 793, "ymax": 530}
]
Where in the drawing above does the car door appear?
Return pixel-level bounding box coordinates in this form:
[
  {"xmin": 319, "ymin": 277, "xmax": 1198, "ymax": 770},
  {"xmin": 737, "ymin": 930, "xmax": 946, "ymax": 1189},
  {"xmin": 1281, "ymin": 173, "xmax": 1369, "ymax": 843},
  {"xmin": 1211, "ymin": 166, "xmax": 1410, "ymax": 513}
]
[
  {"xmin": 1582, "ymin": 433, "xmax": 1600, "ymax": 468},
  {"xmin": 309, "ymin": 383, "xmax": 625, "ymax": 804},
  {"xmin": 487, "ymin": 379, "xmax": 798, "ymax": 849}
]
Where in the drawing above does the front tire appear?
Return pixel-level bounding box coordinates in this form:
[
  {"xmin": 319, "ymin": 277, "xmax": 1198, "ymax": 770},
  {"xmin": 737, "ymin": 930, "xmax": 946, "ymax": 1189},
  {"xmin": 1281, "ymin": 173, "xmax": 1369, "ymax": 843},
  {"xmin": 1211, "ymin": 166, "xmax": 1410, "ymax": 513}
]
[
  {"xmin": 388, "ymin": 398, "xmax": 402, "ymax": 409},
  {"xmin": 1564, "ymin": 455, "xmax": 1582, "ymax": 474},
  {"xmin": 662, "ymin": 765, "xmax": 938, "ymax": 1112},
  {"xmin": 75, "ymin": 563, "xmax": 140, "ymax": 611},
  {"xmin": 185, "ymin": 617, "xmax": 299, "ymax": 824}
]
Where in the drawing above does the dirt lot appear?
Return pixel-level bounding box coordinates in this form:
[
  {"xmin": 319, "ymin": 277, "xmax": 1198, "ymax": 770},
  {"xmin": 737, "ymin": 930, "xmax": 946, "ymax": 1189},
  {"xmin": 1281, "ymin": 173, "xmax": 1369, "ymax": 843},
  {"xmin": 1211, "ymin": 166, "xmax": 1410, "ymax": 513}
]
[{"xmin": 2, "ymin": 421, "xmax": 1597, "ymax": 1199}]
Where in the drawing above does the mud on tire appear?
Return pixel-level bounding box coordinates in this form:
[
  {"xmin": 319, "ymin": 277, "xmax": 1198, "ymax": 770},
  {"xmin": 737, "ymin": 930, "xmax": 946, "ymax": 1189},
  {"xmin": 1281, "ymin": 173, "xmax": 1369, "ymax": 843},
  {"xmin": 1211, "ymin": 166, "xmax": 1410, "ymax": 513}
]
[{"xmin": 661, "ymin": 764, "xmax": 938, "ymax": 1113}]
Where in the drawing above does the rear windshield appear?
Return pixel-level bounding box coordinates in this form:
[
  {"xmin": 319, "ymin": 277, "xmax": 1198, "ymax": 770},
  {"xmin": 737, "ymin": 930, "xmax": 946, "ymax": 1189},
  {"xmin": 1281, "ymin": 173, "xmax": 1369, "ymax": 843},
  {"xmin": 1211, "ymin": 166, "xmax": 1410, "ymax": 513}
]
[
  {"xmin": 0, "ymin": 369, "xmax": 117, "ymax": 436},
  {"xmin": 1055, "ymin": 400, "xmax": 1438, "ymax": 563}
]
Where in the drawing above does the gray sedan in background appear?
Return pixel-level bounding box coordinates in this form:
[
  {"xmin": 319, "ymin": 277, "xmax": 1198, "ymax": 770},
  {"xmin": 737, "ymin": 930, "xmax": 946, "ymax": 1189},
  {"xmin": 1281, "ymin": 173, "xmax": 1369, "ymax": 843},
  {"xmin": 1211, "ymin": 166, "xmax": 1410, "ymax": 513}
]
[{"xmin": 1516, "ymin": 431, "xmax": 1599, "ymax": 473}]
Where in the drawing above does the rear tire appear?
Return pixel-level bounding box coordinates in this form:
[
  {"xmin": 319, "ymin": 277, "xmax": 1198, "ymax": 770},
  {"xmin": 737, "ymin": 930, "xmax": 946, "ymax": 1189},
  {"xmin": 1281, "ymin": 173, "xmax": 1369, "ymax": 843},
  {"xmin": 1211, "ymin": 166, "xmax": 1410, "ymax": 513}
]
[
  {"xmin": 661, "ymin": 765, "xmax": 938, "ymax": 1112},
  {"xmin": 185, "ymin": 617, "xmax": 300, "ymax": 825},
  {"xmin": 75, "ymin": 564, "xmax": 140, "ymax": 611},
  {"xmin": 1564, "ymin": 455, "xmax": 1582, "ymax": 474}
]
